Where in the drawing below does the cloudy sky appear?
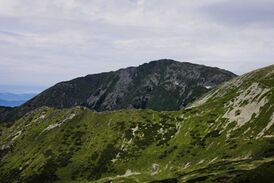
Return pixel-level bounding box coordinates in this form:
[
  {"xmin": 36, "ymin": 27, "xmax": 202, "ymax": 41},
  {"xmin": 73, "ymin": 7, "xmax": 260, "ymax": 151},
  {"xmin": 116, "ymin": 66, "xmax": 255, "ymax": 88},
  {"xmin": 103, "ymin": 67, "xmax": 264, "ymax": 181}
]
[{"xmin": 0, "ymin": 0, "xmax": 274, "ymax": 93}]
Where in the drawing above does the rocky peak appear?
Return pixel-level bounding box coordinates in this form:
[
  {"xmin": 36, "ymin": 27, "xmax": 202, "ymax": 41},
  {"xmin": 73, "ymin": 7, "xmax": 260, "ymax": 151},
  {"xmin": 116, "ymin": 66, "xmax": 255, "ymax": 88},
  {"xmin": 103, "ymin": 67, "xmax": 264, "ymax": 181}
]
[{"xmin": 0, "ymin": 59, "xmax": 236, "ymax": 122}]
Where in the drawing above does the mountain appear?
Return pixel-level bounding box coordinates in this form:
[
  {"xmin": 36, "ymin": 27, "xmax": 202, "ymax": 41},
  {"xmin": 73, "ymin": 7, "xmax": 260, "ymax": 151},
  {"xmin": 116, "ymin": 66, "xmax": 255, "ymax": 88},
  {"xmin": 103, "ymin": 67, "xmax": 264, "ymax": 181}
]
[
  {"xmin": 0, "ymin": 93, "xmax": 36, "ymax": 101},
  {"xmin": 0, "ymin": 107, "xmax": 14, "ymax": 124},
  {"xmin": 0, "ymin": 93, "xmax": 36, "ymax": 107},
  {"xmin": 0, "ymin": 99, "xmax": 25, "ymax": 107},
  {"xmin": 0, "ymin": 59, "xmax": 236, "ymax": 122},
  {"xmin": 0, "ymin": 64, "xmax": 273, "ymax": 183}
]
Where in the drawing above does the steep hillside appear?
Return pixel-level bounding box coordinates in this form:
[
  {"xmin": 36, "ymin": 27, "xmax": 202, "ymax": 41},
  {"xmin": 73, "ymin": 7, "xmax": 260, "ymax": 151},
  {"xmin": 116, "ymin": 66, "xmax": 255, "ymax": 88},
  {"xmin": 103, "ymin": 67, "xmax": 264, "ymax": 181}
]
[
  {"xmin": 0, "ymin": 65, "xmax": 273, "ymax": 183},
  {"xmin": 0, "ymin": 59, "xmax": 236, "ymax": 122},
  {"xmin": 0, "ymin": 107, "xmax": 15, "ymax": 123}
]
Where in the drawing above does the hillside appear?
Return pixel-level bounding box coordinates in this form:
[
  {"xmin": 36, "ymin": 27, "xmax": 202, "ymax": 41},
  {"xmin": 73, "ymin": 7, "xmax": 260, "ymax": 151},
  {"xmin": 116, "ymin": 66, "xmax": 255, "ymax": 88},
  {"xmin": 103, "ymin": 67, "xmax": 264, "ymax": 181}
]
[
  {"xmin": 0, "ymin": 107, "xmax": 15, "ymax": 123},
  {"xmin": 0, "ymin": 65, "xmax": 273, "ymax": 183},
  {"xmin": 0, "ymin": 59, "xmax": 236, "ymax": 122}
]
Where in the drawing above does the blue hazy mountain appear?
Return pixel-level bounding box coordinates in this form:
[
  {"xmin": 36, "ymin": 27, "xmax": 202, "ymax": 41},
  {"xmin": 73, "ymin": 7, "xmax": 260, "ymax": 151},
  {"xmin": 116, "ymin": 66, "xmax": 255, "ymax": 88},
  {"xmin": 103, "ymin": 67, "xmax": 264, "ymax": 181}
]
[{"xmin": 0, "ymin": 93, "xmax": 36, "ymax": 107}]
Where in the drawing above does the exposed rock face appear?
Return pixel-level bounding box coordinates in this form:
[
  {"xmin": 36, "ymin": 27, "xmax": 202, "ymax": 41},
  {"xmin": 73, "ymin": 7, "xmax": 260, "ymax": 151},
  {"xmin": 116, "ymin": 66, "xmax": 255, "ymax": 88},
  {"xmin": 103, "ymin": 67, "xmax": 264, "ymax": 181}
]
[
  {"xmin": 0, "ymin": 59, "xmax": 236, "ymax": 122},
  {"xmin": 222, "ymin": 82, "xmax": 270, "ymax": 128}
]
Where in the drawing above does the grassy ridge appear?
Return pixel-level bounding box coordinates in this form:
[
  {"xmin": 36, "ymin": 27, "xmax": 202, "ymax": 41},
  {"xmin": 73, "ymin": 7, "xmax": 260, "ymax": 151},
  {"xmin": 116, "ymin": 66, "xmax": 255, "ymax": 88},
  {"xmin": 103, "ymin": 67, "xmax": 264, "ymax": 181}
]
[{"xmin": 0, "ymin": 65, "xmax": 273, "ymax": 183}]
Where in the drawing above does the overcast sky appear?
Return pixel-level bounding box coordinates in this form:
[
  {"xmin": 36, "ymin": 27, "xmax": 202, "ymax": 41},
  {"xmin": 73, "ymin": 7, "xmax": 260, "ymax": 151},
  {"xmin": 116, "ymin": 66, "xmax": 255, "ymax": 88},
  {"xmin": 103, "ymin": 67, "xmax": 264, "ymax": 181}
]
[{"xmin": 0, "ymin": 0, "xmax": 274, "ymax": 93}]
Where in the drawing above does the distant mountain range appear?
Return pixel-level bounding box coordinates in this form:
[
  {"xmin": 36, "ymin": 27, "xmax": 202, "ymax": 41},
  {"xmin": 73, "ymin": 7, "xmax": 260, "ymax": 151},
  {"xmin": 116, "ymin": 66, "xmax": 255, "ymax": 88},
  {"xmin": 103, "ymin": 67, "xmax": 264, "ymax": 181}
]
[
  {"xmin": 0, "ymin": 99, "xmax": 26, "ymax": 107},
  {"xmin": 0, "ymin": 93, "xmax": 36, "ymax": 107},
  {"xmin": 0, "ymin": 59, "xmax": 236, "ymax": 122}
]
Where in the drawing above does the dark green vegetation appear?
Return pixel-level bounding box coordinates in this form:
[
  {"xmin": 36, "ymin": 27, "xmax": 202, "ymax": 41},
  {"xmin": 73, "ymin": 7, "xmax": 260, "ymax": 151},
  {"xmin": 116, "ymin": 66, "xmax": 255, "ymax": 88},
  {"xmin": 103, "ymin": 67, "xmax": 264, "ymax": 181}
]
[
  {"xmin": 0, "ymin": 106, "xmax": 15, "ymax": 124},
  {"xmin": 0, "ymin": 59, "xmax": 236, "ymax": 122},
  {"xmin": 0, "ymin": 64, "xmax": 273, "ymax": 183}
]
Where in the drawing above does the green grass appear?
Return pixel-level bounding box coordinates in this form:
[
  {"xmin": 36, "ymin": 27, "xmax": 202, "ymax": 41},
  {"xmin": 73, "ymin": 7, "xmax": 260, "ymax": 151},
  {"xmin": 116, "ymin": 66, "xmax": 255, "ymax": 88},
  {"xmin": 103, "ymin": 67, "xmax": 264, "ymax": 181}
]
[{"xmin": 0, "ymin": 65, "xmax": 274, "ymax": 183}]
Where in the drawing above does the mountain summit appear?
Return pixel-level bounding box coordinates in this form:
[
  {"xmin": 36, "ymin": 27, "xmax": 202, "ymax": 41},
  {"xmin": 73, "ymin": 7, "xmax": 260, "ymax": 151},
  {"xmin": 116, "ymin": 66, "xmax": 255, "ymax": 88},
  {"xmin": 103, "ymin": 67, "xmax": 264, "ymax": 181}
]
[{"xmin": 0, "ymin": 59, "xmax": 236, "ymax": 122}]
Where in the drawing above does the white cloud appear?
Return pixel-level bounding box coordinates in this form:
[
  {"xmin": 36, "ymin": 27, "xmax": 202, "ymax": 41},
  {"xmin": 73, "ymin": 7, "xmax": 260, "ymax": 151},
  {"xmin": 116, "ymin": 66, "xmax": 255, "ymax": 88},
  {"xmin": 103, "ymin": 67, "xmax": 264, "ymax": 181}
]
[{"xmin": 0, "ymin": 0, "xmax": 273, "ymax": 92}]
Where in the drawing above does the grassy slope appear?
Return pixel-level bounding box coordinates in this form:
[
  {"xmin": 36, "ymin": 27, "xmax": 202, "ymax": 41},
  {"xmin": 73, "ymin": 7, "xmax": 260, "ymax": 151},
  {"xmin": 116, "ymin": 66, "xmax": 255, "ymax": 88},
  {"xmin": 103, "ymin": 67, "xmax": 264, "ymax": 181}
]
[{"xmin": 0, "ymin": 65, "xmax": 273, "ymax": 183}]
